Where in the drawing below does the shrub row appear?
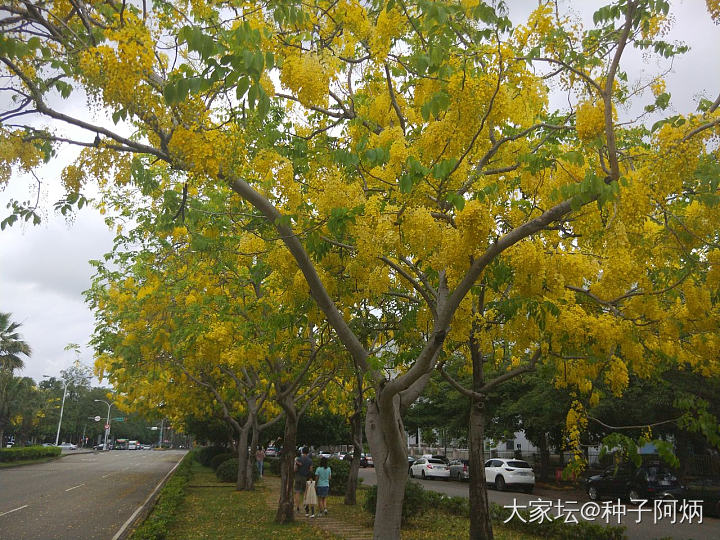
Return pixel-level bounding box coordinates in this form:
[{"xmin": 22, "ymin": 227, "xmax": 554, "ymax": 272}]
[
  {"xmin": 209, "ymin": 452, "xmax": 235, "ymax": 471},
  {"xmin": 264, "ymin": 457, "xmax": 354, "ymax": 495},
  {"xmin": 215, "ymin": 458, "xmax": 260, "ymax": 483},
  {"xmin": 364, "ymin": 482, "xmax": 626, "ymax": 540},
  {"xmin": 0, "ymin": 445, "xmax": 61, "ymax": 462},
  {"xmin": 194, "ymin": 445, "xmax": 229, "ymax": 467},
  {"xmin": 131, "ymin": 450, "xmax": 195, "ymax": 540}
]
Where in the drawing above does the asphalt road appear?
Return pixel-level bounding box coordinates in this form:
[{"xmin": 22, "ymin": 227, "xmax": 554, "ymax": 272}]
[
  {"xmin": 0, "ymin": 449, "xmax": 186, "ymax": 540},
  {"xmin": 357, "ymin": 468, "xmax": 720, "ymax": 540}
]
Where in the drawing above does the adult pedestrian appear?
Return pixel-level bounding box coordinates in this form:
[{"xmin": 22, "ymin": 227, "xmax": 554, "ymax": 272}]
[
  {"xmin": 315, "ymin": 456, "xmax": 332, "ymax": 516},
  {"xmin": 294, "ymin": 446, "xmax": 313, "ymax": 513},
  {"xmin": 255, "ymin": 446, "xmax": 266, "ymax": 477}
]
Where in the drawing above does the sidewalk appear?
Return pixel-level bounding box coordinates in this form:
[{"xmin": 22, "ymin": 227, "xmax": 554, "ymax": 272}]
[{"xmin": 262, "ymin": 476, "xmax": 373, "ymax": 540}]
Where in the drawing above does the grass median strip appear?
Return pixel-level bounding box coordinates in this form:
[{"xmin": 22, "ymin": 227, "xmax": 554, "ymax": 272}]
[
  {"xmin": 134, "ymin": 456, "xmax": 547, "ymax": 539},
  {"xmin": 157, "ymin": 461, "xmax": 334, "ymax": 539}
]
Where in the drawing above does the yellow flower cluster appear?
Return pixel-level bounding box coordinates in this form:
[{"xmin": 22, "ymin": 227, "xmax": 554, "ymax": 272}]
[
  {"xmin": 651, "ymin": 78, "xmax": 666, "ymax": 97},
  {"xmin": 401, "ymin": 206, "xmax": 444, "ymax": 260},
  {"xmin": 604, "ymin": 355, "xmax": 629, "ymax": 397},
  {"xmin": 708, "ymin": 0, "xmax": 720, "ymax": 22},
  {"xmin": 78, "ymin": 17, "xmax": 155, "ymax": 107},
  {"xmin": 279, "ymin": 51, "xmax": 330, "ymax": 108},
  {"xmin": 0, "ymin": 129, "xmax": 44, "ymax": 185},
  {"xmin": 168, "ymin": 126, "xmax": 225, "ymax": 178},
  {"xmin": 370, "ymin": 8, "xmax": 405, "ymax": 59},
  {"xmin": 565, "ymin": 400, "xmax": 587, "ymax": 467},
  {"xmin": 641, "ymin": 14, "xmax": 669, "ymax": 40},
  {"xmin": 455, "ymin": 199, "xmax": 494, "ymax": 255},
  {"xmin": 575, "ymin": 100, "xmax": 606, "ymax": 141},
  {"xmin": 338, "ymin": 0, "xmax": 371, "ymax": 41},
  {"xmin": 513, "ymin": 2, "xmax": 555, "ymax": 48}
]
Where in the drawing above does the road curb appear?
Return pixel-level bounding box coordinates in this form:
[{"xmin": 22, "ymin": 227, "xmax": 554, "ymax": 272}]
[{"xmin": 111, "ymin": 452, "xmax": 187, "ymax": 540}]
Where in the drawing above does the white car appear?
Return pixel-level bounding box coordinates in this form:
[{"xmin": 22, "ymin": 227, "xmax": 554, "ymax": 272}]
[
  {"xmin": 57, "ymin": 442, "xmax": 77, "ymax": 450},
  {"xmin": 484, "ymin": 458, "xmax": 535, "ymax": 493},
  {"xmin": 409, "ymin": 457, "xmax": 450, "ymax": 480}
]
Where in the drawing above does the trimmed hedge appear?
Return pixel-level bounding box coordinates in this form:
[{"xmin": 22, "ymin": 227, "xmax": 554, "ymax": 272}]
[
  {"xmin": 209, "ymin": 452, "xmax": 235, "ymax": 471},
  {"xmin": 265, "ymin": 456, "xmax": 355, "ymax": 496},
  {"xmin": 365, "ymin": 482, "xmax": 626, "ymax": 539},
  {"xmin": 131, "ymin": 450, "xmax": 195, "ymax": 540},
  {"xmin": 216, "ymin": 458, "xmax": 239, "ymax": 482},
  {"xmin": 215, "ymin": 458, "xmax": 260, "ymax": 483},
  {"xmin": 0, "ymin": 445, "xmax": 61, "ymax": 462},
  {"xmin": 195, "ymin": 446, "xmax": 229, "ymax": 467},
  {"xmin": 312, "ymin": 457, "xmax": 352, "ymax": 496}
]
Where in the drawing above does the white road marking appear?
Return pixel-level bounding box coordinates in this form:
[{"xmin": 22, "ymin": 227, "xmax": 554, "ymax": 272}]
[
  {"xmin": 65, "ymin": 483, "xmax": 85, "ymax": 492},
  {"xmin": 101, "ymin": 473, "xmax": 113, "ymax": 478},
  {"xmin": 0, "ymin": 505, "xmax": 28, "ymax": 517}
]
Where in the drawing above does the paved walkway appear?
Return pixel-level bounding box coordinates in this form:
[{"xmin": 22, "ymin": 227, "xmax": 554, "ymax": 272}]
[{"xmin": 262, "ymin": 476, "xmax": 372, "ymax": 539}]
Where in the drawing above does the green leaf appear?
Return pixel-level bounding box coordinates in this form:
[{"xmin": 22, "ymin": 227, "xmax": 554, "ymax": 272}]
[
  {"xmin": 432, "ymin": 158, "xmax": 457, "ymax": 180},
  {"xmin": 399, "ymin": 174, "xmax": 413, "ymax": 193},
  {"xmin": 562, "ymin": 150, "xmax": 584, "ymax": 166},
  {"xmin": 236, "ymin": 77, "xmax": 250, "ymax": 100}
]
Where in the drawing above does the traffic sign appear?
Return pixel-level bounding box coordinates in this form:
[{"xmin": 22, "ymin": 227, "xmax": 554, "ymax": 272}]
[
  {"xmin": 94, "ymin": 415, "xmax": 101, "ymax": 422},
  {"xmin": 105, "ymin": 423, "xmax": 110, "ymax": 430}
]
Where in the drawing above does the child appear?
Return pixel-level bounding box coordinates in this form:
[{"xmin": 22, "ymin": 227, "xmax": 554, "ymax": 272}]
[
  {"xmin": 304, "ymin": 477, "xmax": 318, "ymax": 518},
  {"xmin": 315, "ymin": 456, "xmax": 332, "ymax": 516}
]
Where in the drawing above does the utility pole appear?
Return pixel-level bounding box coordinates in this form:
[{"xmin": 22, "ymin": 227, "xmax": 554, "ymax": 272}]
[{"xmin": 44, "ymin": 375, "xmax": 69, "ymax": 446}]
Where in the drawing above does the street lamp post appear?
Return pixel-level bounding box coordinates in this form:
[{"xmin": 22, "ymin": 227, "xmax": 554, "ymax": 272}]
[
  {"xmin": 94, "ymin": 399, "xmax": 112, "ymax": 451},
  {"xmin": 43, "ymin": 375, "xmax": 68, "ymax": 446}
]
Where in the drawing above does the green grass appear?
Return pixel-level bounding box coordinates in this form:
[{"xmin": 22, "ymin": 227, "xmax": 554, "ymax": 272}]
[
  {"xmin": 163, "ymin": 463, "xmax": 335, "ymax": 539},
  {"xmin": 158, "ymin": 462, "xmax": 539, "ymax": 539},
  {"xmin": 320, "ymin": 483, "xmax": 537, "ymax": 540}
]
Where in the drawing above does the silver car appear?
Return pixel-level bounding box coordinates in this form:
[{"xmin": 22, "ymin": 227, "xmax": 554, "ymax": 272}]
[
  {"xmin": 410, "ymin": 457, "xmax": 450, "ymax": 480},
  {"xmin": 448, "ymin": 459, "xmax": 470, "ymax": 481}
]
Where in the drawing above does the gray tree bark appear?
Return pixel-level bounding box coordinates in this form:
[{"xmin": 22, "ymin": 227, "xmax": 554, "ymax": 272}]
[
  {"xmin": 365, "ymin": 396, "xmax": 409, "ymax": 540},
  {"xmin": 275, "ymin": 396, "xmax": 299, "ymax": 524}
]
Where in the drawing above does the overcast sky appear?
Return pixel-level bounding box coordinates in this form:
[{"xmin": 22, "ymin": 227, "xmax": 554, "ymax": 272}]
[{"xmin": 1, "ymin": 1, "xmax": 718, "ymax": 385}]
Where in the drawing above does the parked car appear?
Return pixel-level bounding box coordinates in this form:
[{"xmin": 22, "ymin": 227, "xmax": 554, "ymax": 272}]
[
  {"xmin": 343, "ymin": 453, "xmax": 369, "ymax": 467},
  {"xmin": 585, "ymin": 462, "xmax": 684, "ymax": 502},
  {"xmin": 421, "ymin": 454, "xmax": 449, "ymax": 464},
  {"xmin": 57, "ymin": 442, "xmax": 77, "ymax": 450},
  {"xmin": 318, "ymin": 450, "xmax": 332, "ymax": 458},
  {"xmin": 449, "ymin": 459, "xmax": 470, "ymax": 481},
  {"xmin": 365, "ymin": 454, "xmax": 374, "ymax": 467},
  {"xmin": 485, "ymin": 458, "xmax": 534, "ymax": 493},
  {"xmin": 264, "ymin": 446, "xmax": 279, "ymax": 457},
  {"xmin": 407, "ymin": 456, "xmax": 417, "ymax": 471},
  {"xmin": 410, "ymin": 457, "xmax": 450, "ymax": 480}
]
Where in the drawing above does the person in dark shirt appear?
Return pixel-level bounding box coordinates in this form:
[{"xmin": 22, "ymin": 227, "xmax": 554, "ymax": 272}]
[{"xmin": 294, "ymin": 447, "xmax": 313, "ymax": 513}]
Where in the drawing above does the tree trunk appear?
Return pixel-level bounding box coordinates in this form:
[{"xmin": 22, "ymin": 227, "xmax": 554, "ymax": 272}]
[
  {"xmin": 236, "ymin": 423, "xmax": 251, "ymax": 490},
  {"xmin": 467, "ymin": 316, "xmax": 494, "ymax": 540},
  {"xmin": 365, "ymin": 395, "xmax": 408, "ymax": 540},
  {"xmin": 344, "ymin": 372, "xmax": 364, "ymax": 506},
  {"xmin": 539, "ymin": 434, "xmax": 550, "ymax": 482},
  {"xmin": 247, "ymin": 419, "xmax": 260, "ymax": 490},
  {"xmin": 468, "ymin": 399, "xmax": 493, "ymax": 540},
  {"xmin": 275, "ymin": 400, "xmax": 298, "ymax": 524}
]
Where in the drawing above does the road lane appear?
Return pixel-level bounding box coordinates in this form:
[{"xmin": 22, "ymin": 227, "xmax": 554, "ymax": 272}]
[
  {"xmin": 358, "ymin": 468, "xmax": 720, "ymax": 540},
  {"xmin": 0, "ymin": 449, "xmax": 186, "ymax": 540}
]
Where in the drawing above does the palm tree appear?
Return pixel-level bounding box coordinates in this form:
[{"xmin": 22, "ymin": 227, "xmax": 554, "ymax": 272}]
[
  {"xmin": 0, "ymin": 312, "xmax": 31, "ymax": 372},
  {"xmin": 0, "ymin": 313, "xmax": 31, "ymax": 446}
]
